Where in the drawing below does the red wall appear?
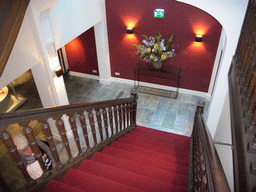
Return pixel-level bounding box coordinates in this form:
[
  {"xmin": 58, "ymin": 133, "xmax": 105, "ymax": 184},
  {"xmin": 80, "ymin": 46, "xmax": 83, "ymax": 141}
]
[
  {"xmin": 106, "ymin": 0, "xmax": 222, "ymax": 92},
  {"xmin": 65, "ymin": 27, "xmax": 99, "ymax": 76}
]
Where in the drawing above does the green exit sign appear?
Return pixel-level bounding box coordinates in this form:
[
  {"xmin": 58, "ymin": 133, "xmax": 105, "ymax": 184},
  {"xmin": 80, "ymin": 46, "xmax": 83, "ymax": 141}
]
[{"xmin": 154, "ymin": 9, "xmax": 164, "ymax": 18}]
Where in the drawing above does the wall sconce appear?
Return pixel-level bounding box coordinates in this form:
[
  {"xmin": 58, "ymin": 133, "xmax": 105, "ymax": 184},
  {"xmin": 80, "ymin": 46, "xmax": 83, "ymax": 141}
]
[
  {"xmin": 195, "ymin": 35, "xmax": 203, "ymax": 42},
  {"xmin": 55, "ymin": 67, "xmax": 63, "ymax": 77},
  {"xmin": 127, "ymin": 27, "xmax": 133, "ymax": 34}
]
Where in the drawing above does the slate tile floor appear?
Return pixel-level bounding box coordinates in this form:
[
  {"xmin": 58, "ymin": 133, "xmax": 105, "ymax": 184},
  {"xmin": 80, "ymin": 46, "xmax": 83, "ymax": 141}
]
[{"xmin": 64, "ymin": 75, "xmax": 210, "ymax": 137}]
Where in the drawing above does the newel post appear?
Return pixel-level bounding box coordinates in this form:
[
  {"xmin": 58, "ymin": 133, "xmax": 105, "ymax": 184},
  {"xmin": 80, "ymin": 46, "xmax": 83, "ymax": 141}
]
[
  {"xmin": 131, "ymin": 91, "xmax": 138, "ymax": 128},
  {"xmin": 196, "ymin": 101, "xmax": 205, "ymax": 114}
]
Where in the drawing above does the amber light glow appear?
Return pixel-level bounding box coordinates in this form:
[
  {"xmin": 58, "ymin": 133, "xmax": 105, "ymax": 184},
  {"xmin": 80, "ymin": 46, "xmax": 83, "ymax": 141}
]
[
  {"xmin": 190, "ymin": 16, "xmax": 211, "ymax": 36},
  {"xmin": 187, "ymin": 41, "xmax": 206, "ymax": 55},
  {"xmin": 66, "ymin": 38, "xmax": 83, "ymax": 52},
  {"xmin": 123, "ymin": 33, "xmax": 138, "ymax": 43}
]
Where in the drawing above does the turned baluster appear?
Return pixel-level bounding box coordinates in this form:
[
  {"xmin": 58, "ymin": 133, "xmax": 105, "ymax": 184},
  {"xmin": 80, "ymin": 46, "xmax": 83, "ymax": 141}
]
[
  {"xmin": 199, "ymin": 175, "xmax": 208, "ymax": 192},
  {"xmin": 102, "ymin": 107, "xmax": 109, "ymax": 140},
  {"xmin": 247, "ymin": 135, "xmax": 256, "ymax": 153},
  {"xmin": 244, "ymin": 86, "xmax": 256, "ymax": 119},
  {"xmin": 238, "ymin": 11, "xmax": 255, "ymax": 69},
  {"xmin": 131, "ymin": 92, "xmax": 138, "ymax": 127},
  {"xmin": 240, "ymin": 39, "xmax": 250, "ymax": 69},
  {"xmin": 78, "ymin": 111, "xmax": 91, "ymax": 152},
  {"xmin": 252, "ymin": 44, "xmax": 256, "ymax": 63},
  {"xmin": 245, "ymin": 61, "xmax": 256, "ymax": 88},
  {"xmin": 130, "ymin": 101, "xmax": 133, "ymax": 127},
  {"xmin": 238, "ymin": 29, "xmax": 249, "ymax": 62},
  {"xmin": 249, "ymin": 105, "xmax": 256, "ymax": 127},
  {"xmin": 0, "ymin": 130, "xmax": 37, "ymax": 188},
  {"xmin": 199, "ymin": 161, "xmax": 206, "ymax": 180},
  {"xmin": 108, "ymin": 106, "xmax": 114, "ymax": 137},
  {"xmin": 240, "ymin": 48, "xmax": 253, "ymax": 86},
  {"xmin": 242, "ymin": 46, "xmax": 252, "ymax": 75},
  {"xmin": 124, "ymin": 103, "xmax": 128, "ymax": 129},
  {"xmin": 243, "ymin": 9, "xmax": 255, "ymax": 46},
  {"xmin": 126, "ymin": 102, "xmax": 129, "ymax": 127},
  {"xmin": 20, "ymin": 122, "xmax": 52, "ymax": 178},
  {"xmin": 113, "ymin": 105, "xmax": 119, "ymax": 134},
  {"xmin": 55, "ymin": 115, "xmax": 74, "ymax": 164},
  {"xmin": 242, "ymin": 34, "xmax": 256, "ymax": 78},
  {"xmin": 95, "ymin": 108, "xmax": 104, "ymax": 143},
  {"xmin": 88, "ymin": 109, "xmax": 98, "ymax": 147},
  {"xmin": 117, "ymin": 104, "xmax": 122, "ymax": 132},
  {"xmin": 67, "ymin": 113, "xmax": 84, "ymax": 157},
  {"xmin": 122, "ymin": 104, "xmax": 126, "ymax": 129},
  {"xmin": 40, "ymin": 119, "xmax": 64, "ymax": 170},
  {"xmin": 242, "ymin": 70, "xmax": 256, "ymax": 107}
]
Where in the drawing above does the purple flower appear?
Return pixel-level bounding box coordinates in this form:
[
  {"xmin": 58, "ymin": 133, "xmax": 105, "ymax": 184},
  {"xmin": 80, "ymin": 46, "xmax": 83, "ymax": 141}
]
[
  {"xmin": 149, "ymin": 36, "xmax": 155, "ymax": 42},
  {"xmin": 142, "ymin": 40, "xmax": 149, "ymax": 46},
  {"xmin": 142, "ymin": 46, "xmax": 147, "ymax": 51},
  {"xmin": 154, "ymin": 56, "xmax": 158, "ymax": 61},
  {"xmin": 143, "ymin": 57, "xmax": 150, "ymax": 63}
]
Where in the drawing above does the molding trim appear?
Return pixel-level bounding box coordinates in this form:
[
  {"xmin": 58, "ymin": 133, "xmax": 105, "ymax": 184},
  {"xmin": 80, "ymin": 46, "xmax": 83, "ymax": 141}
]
[
  {"xmin": 70, "ymin": 71, "xmax": 100, "ymax": 80},
  {"xmin": 69, "ymin": 72, "xmax": 211, "ymax": 99},
  {"xmin": 110, "ymin": 77, "xmax": 211, "ymax": 99}
]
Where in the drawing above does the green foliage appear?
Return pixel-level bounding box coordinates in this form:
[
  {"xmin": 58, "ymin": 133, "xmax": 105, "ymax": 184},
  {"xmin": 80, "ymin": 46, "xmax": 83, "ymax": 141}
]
[{"xmin": 131, "ymin": 44, "xmax": 142, "ymax": 50}]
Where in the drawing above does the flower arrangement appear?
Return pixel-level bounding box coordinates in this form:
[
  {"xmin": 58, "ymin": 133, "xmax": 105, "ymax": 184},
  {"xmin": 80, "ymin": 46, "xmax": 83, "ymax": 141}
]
[{"xmin": 131, "ymin": 32, "xmax": 177, "ymax": 63}]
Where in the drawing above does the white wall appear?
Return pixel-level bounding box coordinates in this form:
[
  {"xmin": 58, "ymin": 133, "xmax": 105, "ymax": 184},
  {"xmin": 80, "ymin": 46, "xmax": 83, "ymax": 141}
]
[
  {"xmin": 50, "ymin": 0, "xmax": 104, "ymax": 50},
  {"xmin": 177, "ymin": 0, "xmax": 248, "ymax": 136},
  {"xmin": 50, "ymin": 0, "xmax": 111, "ymax": 83},
  {"xmin": 214, "ymin": 93, "xmax": 234, "ymax": 191},
  {"xmin": 208, "ymin": 29, "xmax": 226, "ymax": 96}
]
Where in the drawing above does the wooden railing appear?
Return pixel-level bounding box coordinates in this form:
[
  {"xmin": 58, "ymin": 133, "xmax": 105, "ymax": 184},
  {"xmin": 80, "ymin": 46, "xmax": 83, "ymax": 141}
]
[
  {"xmin": 0, "ymin": 93, "xmax": 137, "ymax": 191},
  {"xmin": 187, "ymin": 102, "xmax": 230, "ymax": 192},
  {"xmin": 228, "ymin": 0, "xmax": 256, "ymax": 191}
]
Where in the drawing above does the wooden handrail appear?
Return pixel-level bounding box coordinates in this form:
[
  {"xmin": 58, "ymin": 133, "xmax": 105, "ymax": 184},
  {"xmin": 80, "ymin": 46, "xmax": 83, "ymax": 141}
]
[
  {"xmin": 228, "ymin": 59, "xmax": 249, "ymax": 192},
  {"xmin": 227, "ymin": 0, "xmax": 256, "ymax": 191},
  {"xmin": 0, "ymin": 93, "xmax": 137, "ymax": 190},
  {"xmin": 0, "ymin": 97, "xmax": 134, "ymax": 128},
  {"xmin": 187, "ymin": 102, "xmax": 230, "ymax": 192}
]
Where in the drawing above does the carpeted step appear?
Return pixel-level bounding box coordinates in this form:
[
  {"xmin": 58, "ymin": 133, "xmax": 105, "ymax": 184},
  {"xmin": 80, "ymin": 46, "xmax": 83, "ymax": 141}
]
[
  {"xmin": 102, "ymin": 146, "xmax": 188, "ymax": 175},
  {"xmin": 62, "ymin": 168, "xmax": 143, "ymax": 192},
  {"xmin": 44, "ymin": 180, "xmax": 85, "ymax": 192},
  {"xmin": 111, "ymin": 140, "xmax": 189, "ymax": 165},
  {"xmin": 92, "ymin": 152, "xmax": 188, "ymax": 187},
  {"xmin": 124, "ymin": 133, "xmax": 190, "ymax": 153},
  {"xmin": 124, "ymin": 132, "xmax": 189, "ymax": 152},
  {"xmin": 130, "ymin": 128, "xmax": 190, "ymax": 145},
  {"xmin": 134, "ymin": 126, "xmax": 190, "ymax": 142},
  {"xmin": 79, "ymin": 158, "xmax": 186, "ymax": 191},
  {"xmin": 118, "ymin": 136, "xmax": 189, "ymax": 158}
]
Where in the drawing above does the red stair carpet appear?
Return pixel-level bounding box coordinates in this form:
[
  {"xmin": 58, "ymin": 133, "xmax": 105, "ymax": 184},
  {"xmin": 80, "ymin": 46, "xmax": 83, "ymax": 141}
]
[{"xmin": 44, "ymin": 126, "xmax": 190, "ymax": 192}]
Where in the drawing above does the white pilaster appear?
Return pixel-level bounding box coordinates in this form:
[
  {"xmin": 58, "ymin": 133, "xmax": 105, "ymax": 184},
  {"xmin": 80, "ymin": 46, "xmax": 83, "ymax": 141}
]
[{"xmin": 94, "ymin": 1, "xmax": 112, "ymax": 84}]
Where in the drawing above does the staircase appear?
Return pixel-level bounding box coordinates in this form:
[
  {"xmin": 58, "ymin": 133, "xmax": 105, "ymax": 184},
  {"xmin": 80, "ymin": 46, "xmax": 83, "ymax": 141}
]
[{"xmin": 44, "ymin": 126, "xmax": 189, "ymax": 192}]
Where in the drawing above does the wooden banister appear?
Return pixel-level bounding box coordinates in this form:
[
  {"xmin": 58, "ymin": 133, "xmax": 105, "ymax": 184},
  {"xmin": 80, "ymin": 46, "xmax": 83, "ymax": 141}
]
[
  {"xmin": 228, "ymin": 0, "xmax": 256, "ymax": 191},
  {"xmin": 0, "ymin": 95, "xmax": 137, "ymax": 190},
  {"xmin": 187, "ymin": 102, "xmax": 230, "ymax": 192}
]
